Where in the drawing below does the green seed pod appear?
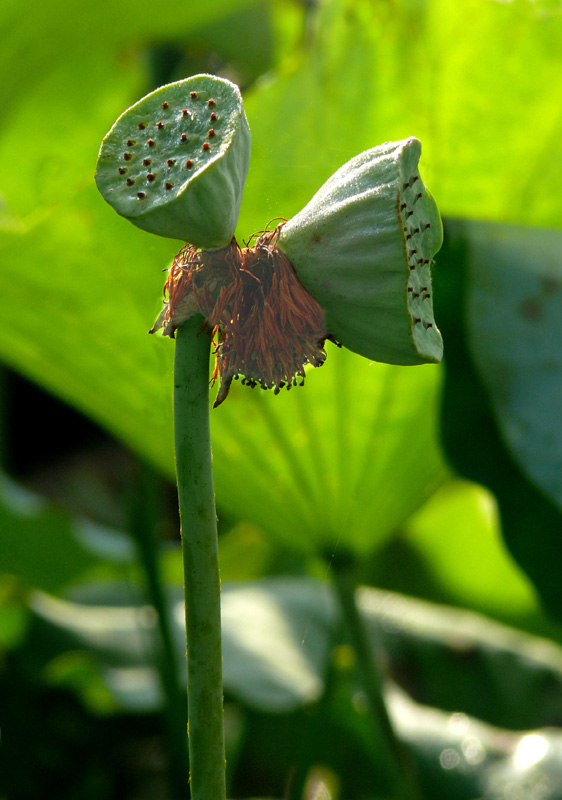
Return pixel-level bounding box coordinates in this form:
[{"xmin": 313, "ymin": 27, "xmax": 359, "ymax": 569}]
[
  {"xmin": 278, "ymin": 137, "xmax": 443, "ymax": 365},
  {"xmin": 95, "ymin": 74, "xmax": 251, "ymax": 249}
]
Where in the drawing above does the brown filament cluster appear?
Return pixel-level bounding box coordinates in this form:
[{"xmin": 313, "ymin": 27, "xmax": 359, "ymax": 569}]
[{"xmin": 163, "ymin": 227, "xmax": 328, "ymax": 406}]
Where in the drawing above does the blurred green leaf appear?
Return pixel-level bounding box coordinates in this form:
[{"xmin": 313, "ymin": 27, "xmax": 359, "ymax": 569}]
[
  {"xmin": 436, "ymin": 222, "xmax": 562, "ymax": 621},
  {"xmin": 212, "ymin": 351, "xmax": 447, "ymax": 555},
  {"xmin": 465, "ymin": 223, "xmax": 562, "ymax": 510},
  {"xmin": 2, "ymin": 0, "xmax": 562, "ymax": 627},
  {"xmin": 24, "ymin": 577, "xmax": 562, "ymax": 796},
  {"xmin": 240, "ymin": 0, "xmax": 562, "ymax": 235},
  {"xmin": 0, "ymin": 472, "xmax": 131, "ymax": 594},
  {"xmin": 403, "ymin": 479, "xmax": 543, "ymax": 628},
  {"xmin": 28, "ymin": 577, "xmax": 562, "ymax": 730},
  {"xmin": 0, "ymin": 0, "xmax": 254, "ymax": 111}
]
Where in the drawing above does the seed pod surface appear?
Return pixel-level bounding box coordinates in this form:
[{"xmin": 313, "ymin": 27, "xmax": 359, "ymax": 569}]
[
  {"xmin": 278, "ymin": 138, "xmax": 443, "ymax": 365},
  {"xmin": 95, "ymin": 74, "xmax": 251, "ymax": 249}
]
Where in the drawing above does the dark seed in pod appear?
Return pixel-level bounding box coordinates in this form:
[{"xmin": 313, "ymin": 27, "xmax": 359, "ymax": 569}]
[
  {"xmin": 208, "ymin": 129, "xmax": 215, "ymax": 137},
  {"xmin": 181, "ymin": 133, "xmax": 187, "ymax": 142},
  {"xmin": 147, "ymin": 173, "xmax": 155, "ymax": 182},
  {"xmin": 124, "ymin": 153, "xmax": 132, "ymax": 160},
  {"xmin": 208, "ymin": 99, "xmax": 215, "ymax": 106},
  {"xmin": 118, "ymin": 167, "xmax": 127, "ymax": 174},
  {"xmin": 138, "ymin": 122, "xmax": 146, "ymax": 130},
  {"xmin": 157, "ymin": 121, "xmax": 163, "ymax": 129},
  {"xmin": 162, "ymin": 101, "xmax": 169, "ymax": 109},
  {"xmin": 210, "ymin": 112, "xmax": 217, "ymax": 122},
  {"xmin": 165, "ymin": 182, "xmax": 173, "ymax": 190},
  {"xmin": 202, "ymin": 142, "xmax": 210, "ymax": 151},
  {"xmin": 143, "ymin": 158, "xmax": 151, "ymax": 166},
  {"xmin": 190, "ymin": 91, "xmax": 197, "ymax": 99},
  {"xmin": 137, "ymin": 192, "xmax": 146, "ymax": 199},
  {"xmin": 185, "ymin": 160, "xmax": 193, "ymax": 168},
  {"xmin": 126, "ymin": 139, "xmax": 135, "ymax": 146},
  {"xmin": 147, "ymin": 139, "xmax": 155, "ymax": 147},
  {"xmin": 126, "ymin": 178, "xmax": 134, "ymax": 186},
  {"xmin": 167, "ymin": 159, "xmax": 175, "ymax": 166}
]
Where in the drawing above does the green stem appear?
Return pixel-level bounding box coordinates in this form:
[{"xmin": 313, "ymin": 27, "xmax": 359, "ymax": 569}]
[
  {"xmin": 129, "ymin": 463, "xmax": 188, "ymax": 797},
  {"xmin": 174, "ymin": 317, "xmax": 226, "ymax": 800},
  {"xmin": 331, "ymin": 560, "xmax": 419, "ymax": 800}
]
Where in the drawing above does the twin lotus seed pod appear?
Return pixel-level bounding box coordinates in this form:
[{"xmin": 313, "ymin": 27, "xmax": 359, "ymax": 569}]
[{"xmin": 96, "ymin": 74, "xmax": 443, "ymax": 402}]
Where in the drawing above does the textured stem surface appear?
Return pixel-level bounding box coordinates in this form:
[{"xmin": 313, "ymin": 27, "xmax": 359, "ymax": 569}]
[{"xmin": 174, "ymin": 317, "xmax": 226, "ymax": 800}]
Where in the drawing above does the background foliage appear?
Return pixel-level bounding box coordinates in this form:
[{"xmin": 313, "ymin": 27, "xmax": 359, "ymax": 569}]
[{"xmin": 2, "ymin": 1, "xmax": 562, "ymax": 798}]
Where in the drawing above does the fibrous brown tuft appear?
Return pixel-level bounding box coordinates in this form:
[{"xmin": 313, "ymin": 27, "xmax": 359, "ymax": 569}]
[{"xmin": 161, "ymin": 226, "xmax": 328, "ymax": 406}]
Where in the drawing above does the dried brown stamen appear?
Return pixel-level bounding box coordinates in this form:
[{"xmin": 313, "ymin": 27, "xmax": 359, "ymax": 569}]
[{"xmin": 161, "ymin": 226, "xmax": 328, "ymax": 406}]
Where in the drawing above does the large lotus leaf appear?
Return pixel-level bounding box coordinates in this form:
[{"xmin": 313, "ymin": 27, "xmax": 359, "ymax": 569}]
[
  {"xmin": 2, "ymin": 0, "xmax": 562, "ymax": 572},
  {"xmin": 398, "ymin": 479, "xmax": 544, "ymax": 629},
  {"xmin": 240, "ymin": 0, "xmax": 562, "ymax": 235},
  {"xmin": 435, "ymin": 222, "xmax": 562, "ymax": 621},
  {"xmin": 464, "ymin": 222, "xmax": 562, "ymax": 511}
]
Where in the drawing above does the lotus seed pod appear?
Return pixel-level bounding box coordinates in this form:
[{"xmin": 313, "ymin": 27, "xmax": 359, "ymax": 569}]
[
  {"xmin": 278, "ymin": 137, "xmax": 443, "ymax": 365},
  {"xmin": 95, "ymin": 74, "xmax": 251, "ymax": 249}
]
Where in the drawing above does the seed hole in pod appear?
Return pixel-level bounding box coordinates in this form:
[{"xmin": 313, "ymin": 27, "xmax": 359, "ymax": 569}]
[
  {"xmin": 414, "ymin": 193, "xmax": 422, "ymax": 202},
  {"xmin": 208, "ymin": 129, "xmax": 215, "ymax": 137},
  {"xmin": 410, "ymin": 263, "xmax": 416, "ymax": 270},
  {"xmin": 167, "ymin": 159, "xmax": 175, "ymax": 166},
  {"xmin": 126, "ymin": 139, "xmax": 135, "ymax": 146},
  {"xmin": 181, "ymin": 133, "xmax": 187, "ymax": 142},
  {"xmin": 424, "ymin": 223, "xmax": 431, "ymax": 230},
  {"xmin": 424, "ymin": 292, "xmax": 431, "ymax": 299},
  {"xmin": 185, "ymin": 159, "xmax": 193, "ymax": 168},
  {"xmin": 162, "ymin": 101, "xmax": 169, "ymax": 110},
  {"xmin": 412, "ymin": 176, "xmax": 419, "ymax": 184},
  {"xmin": 138, "ymin": 122, "xmax": 146, "ymax": 130},
  {"xmin": 407, "ymin": 287, "xmax": 413, "ymax": 293},
  {"xmin": 137, "ymin": 192, "xmax": 146, "ymax": 199},
  {"xmin": 118, "ymin": 167, "xmax": 127, "ymax": 175},
  {"xmin": 126, "ymin": 178, "xmax": 134, "ymax": 186},
  {"xmin": 425, "ymin": 322, "xmax": 433, "ymax": 328},
  {"xmin": 190, "ymin": 91, "xmax": 197, "ymax": 99},
  {"xmin": 403, "ymin": 181, "xmax": 411, "ymax": 189},
  {"xmin": 412, "ymin": 227, "xmax": 420, "ymax": 235},
  {"xmin": 410, "ymin": 248, "xmax": 417, "ymax": 255},
  {"xmin": 406, "ymin": 211, "xmax": 413, "ymax": 218},
  {"xmin": 208, "ymin": 98, "xmax": 216, "ymax": 106},
  {"xmin": 147, "ymin": 139, "xmax": 155, "ymax": 147},
  {"xmin": 202, "ymin": 142, "xmax": 210, "ymax": 151},
  {"xmin": 165, "ymin": 182, "xmax": 173, "ymax": 190},
  {"xmin": 413, "ymin": 292, "xmax": 420, "ymax": 298},
  {"xmin": 147, "ymin": 173, "xmax": 155, "ymax": 182},
  {"xmin": 210, "ymin": 112, "xmax": 217, "ymax": 121},
  {"xmin": 420, "ymin": 286, "xmax": 427, "ymax": 292},
  {"xmin": 143, "ymin": 158, "xmax": 151, "ymax": 166},
  {"xmin": 124, "ymin": 152, "xmax": 132, "ymax": 160},
  {"xmin": 406, "ymin": 233, "xmax": 412, "ymax": 240},
  {"xmin": 400, "ymin": 203, "xmax": 407, "ymax": 210},
  {"xmin": 157, "ymin": 121, "xmax": 164, "ymax": 129},
  {"xmin": 413, "ymin": 317, "xmax": 421, "ymax": 324}
]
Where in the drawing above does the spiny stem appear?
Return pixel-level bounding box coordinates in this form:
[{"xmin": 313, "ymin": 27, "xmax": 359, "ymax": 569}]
[
  {"xmin": 331, "ymin": 559, "xmax": 420, "ymax": 800},
  {"xmin": 174, "ymin": 316, "xmax": 226, "ymax": 800}
]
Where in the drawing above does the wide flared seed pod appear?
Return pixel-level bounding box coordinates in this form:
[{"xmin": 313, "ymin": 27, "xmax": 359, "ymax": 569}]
[
  {"xmin": 95, "ymin": 74, "xmax": 251, "ymax": 249},
  {"xmin": 278, "ymin": 137, "xmax": 443, "ymax": 365}
]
